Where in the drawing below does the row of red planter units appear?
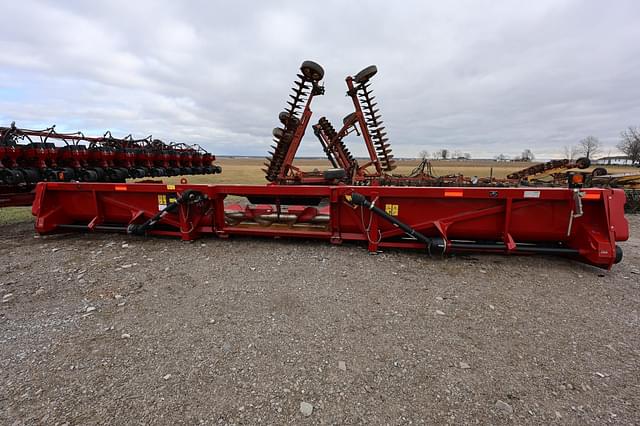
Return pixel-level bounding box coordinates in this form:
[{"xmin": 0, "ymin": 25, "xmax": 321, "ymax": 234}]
[{"xmin": 0, "ymin": 122, "xmax": 221, "ymax": 185}]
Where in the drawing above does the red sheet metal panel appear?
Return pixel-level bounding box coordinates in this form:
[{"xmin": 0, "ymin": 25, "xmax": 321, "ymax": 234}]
[{"xmin": 31, "ymin": 182, "xmax": 629, "ymax": 269}]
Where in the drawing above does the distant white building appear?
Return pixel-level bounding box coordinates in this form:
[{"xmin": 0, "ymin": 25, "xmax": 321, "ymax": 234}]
[{"xmin": 593, "ymin": 156, "xmax": 634, "ymax": 165}]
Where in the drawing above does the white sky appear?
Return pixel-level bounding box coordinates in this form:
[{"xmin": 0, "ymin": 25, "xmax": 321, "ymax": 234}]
[{"xmin": 1, "ymin": 0, "xmax": 639, "ymax": 159}]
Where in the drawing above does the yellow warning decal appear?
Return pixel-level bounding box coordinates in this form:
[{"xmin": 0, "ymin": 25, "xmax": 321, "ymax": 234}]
[
  {"xmin": 168, "ymin": 197, "xmax": 177, "ymax": 204},
  {"xmin": 167, "ymin": 184, "xmax": 175, "ymax": 190},
  {"xmin": 157, "ymin": 194, "xmax": 167, "ymax": 210},
  {"xmin": 385, "ymin": 204, "xmax": 399, "ymax": 216}
]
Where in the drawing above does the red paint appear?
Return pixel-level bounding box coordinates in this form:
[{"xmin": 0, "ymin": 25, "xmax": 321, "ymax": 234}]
[{"xmin": 31, "ymin": 182, "xmax": 629, "ymax": 269}]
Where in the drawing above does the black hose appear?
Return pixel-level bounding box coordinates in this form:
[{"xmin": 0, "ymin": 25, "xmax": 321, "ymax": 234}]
[
  {"xmin": 349, "ymin": 192, "xmax": 446, "ymax": 255},
  {"xmin": 348, "ymin": 192, "xmax": 617, "ymax": 262},
  {"xmin": 127, "ymin": 189, "xmax": 204, "ymax": 235}
]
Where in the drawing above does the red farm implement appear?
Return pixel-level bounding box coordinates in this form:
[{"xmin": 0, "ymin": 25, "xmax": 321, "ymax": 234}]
[
  {"xmin": 32, "ymin": 182, "xmax": 628, "ymax": 269},
  {"xmin": 23, "ymin": 60, "xmax": 631, "ymax": 268},
  {"xmin": 0, "ymin": 123, "xmax": 221, "ymax": 207}
]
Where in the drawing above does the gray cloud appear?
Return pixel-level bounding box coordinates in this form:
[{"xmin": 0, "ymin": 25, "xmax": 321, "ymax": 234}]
[{"xmin": 1, "ymin": 0, "xmax": 639, "ymax": 159}]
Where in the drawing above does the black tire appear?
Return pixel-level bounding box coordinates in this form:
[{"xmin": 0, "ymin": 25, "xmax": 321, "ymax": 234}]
[
  {"xmin": 300, "ymin": 60, "xmax": 324, "ymax": 81},
  {"xmin": 575, "ymin": 157, "xmax": 591, "ymax": 169},
  {"xmin": 354, "ymin": 65, "xmax": 378, "ymax": 83},
  {"xmin": 80, "ymin": 169, "xmax": 99, "ymax": 182},
  {"xmin": 592, "ymin": 167, "xmax": 608, "ymax": 176},
  {"xmin": 0, "ymin": 168, "xmax": 25, "ymax": 185}
]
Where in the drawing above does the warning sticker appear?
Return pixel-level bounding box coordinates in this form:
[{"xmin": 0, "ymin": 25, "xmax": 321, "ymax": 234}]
[
  {"xmin": 157, "ymin": 194, "xmax": 167, "ymax": 210},
  {"xmin": 524, "ymin": 190, "xmax": 541, "ymax": 198},
  {"xmin": 157, "ymin": 193, "xmax": 177, "ymax": 211},
  {"xmin": 385, "ymin": 204, "xmax": 399, "ymax": 216}
]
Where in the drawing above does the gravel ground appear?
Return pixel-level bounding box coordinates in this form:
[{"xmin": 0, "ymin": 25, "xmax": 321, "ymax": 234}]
[{"xmin": 1, "ymin": 216, "xmax": 639, "ymax": 425}]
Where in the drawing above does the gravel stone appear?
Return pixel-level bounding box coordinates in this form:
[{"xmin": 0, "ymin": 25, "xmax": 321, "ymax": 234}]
[
  {"xmin": 495, "ymin": 400, "xmax": 513, "ymax": 414},
  {"xmin": 1, "ymin": 217, "xmax": 639, "ymax": 424},
  {"xmin": 300, "ymin": 402, "xmax": 313, "ymax": 417}
]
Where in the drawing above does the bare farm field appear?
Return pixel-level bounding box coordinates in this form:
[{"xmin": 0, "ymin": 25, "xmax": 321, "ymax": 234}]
[
  {"xmin": 2, "ymin": 158, "xmax": 637, "ymax": 225},
  {"xmin": 174, "ymin": 157, "xmax": 640, "ymax": 186},
  {"xmin": 1, "ymin": 158, "xmax": 639, "ymax": 425}
]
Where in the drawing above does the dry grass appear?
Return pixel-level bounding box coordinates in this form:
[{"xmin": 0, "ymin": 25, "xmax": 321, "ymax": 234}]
[
  {"xmin": 160, "ymin": 157, "xmax": 639, "ymax": 186},
  {"xmin": 0, "ymin": 207, "xmax": 32, "ymax": 225}
]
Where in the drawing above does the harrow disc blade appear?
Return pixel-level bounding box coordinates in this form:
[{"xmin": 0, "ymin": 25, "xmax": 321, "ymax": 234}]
[
  {"xmin": 354, "ymin": 65, "xmax": 378, "ymax": 83},
  {"xmin": 300, "ymin": 60, "xmax": 325, "ymax": 81}
]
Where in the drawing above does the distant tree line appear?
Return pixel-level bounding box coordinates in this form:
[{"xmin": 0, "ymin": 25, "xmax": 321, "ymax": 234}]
[
  {"xmin": 562, "ymin": 127, "xmax": 640, "ymax": 164},
  {"xmin": 419, "ymin": 149, "xmax": 471, "ymax": 160},
  {"xmin": 419, "ymin": 125, "xmax": 640, "ymax": 164},
  {"xmin": 618, "ymin": 127, "xmax": 640, "ymax": 164}
]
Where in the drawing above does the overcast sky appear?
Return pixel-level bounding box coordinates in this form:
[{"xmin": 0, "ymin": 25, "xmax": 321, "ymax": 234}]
[{"xmin": 1, "ymin": 0, "xmax": 639, "ymax": 159}]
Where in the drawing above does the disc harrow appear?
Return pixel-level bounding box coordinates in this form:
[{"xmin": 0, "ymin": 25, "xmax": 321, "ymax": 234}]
[
  {"xmin": 506, "ymin": 158, "xmax": 591, "ymax": 181},
  {"xmin": 352, "ymin": 66, "xmax": 395, "ymax": 172},
  {"xmin": 313, "ymin": 116, "xmax": 357, "ymax": 177},
  {"xmin": 263, "ymin": 61, "xmax": 325, "ymax": 182}
]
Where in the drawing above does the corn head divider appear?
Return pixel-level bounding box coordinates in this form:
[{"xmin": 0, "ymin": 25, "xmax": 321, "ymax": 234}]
[{"xmin": 32, "ymin": 182, "xmax": 628, "ymax": 269}]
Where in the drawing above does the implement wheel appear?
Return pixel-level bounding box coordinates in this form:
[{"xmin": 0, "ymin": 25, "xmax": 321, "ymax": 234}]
[
  {"xmin": 300, "ymin": 60, "xmax": 324, "ymax": 81},
  {"xmin": 354, "ymin": 65, "xmax": 378, "ymax": 83},
  {"xmin": 592, "ymin": 167, "xmax": 608, "ymax": 177},
  {"xmin": 575, "ymin": 157, "xmax": 591, "ymax": 169}
]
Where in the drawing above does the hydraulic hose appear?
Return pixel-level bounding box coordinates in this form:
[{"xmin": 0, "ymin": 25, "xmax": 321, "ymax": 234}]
[
  {"xmin": 127, "ymin": 189, "xmax": 205, "ymax": 235},
  {"xmin": 349, "ymin": 192, "xmax": 446, "ymax": 255}
]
